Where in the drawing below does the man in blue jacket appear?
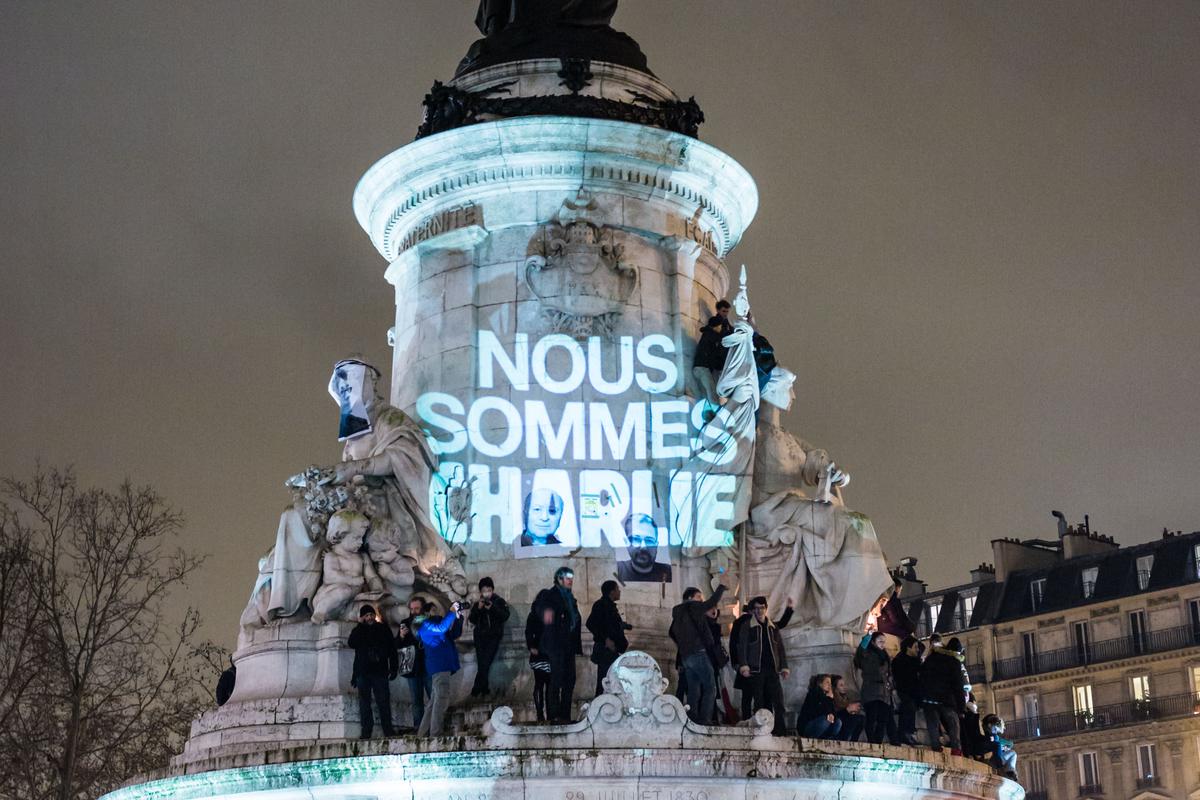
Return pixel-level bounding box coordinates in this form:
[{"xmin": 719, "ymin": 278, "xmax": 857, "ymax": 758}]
[{"xmin": 414, "ymin": 600, "xmax": 465, "ymax": 737}]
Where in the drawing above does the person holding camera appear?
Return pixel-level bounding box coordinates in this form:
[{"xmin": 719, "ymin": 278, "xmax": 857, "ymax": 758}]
[
  {"xmin": 347, "ymin": 604, "xmax": 397, "ymax": 739},
  {"xmin": 467, "ymin": 577, "xmax": 510, "ymax": 698},
  {"xmin": 585, "ymin": 580, "xmax": 632, "ymax": 697},
  {"xmin": 414, "ymin": 599, "xmax": 465, "ymax": 737}
]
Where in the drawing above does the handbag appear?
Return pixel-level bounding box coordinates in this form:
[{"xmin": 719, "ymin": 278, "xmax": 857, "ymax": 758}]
[{"xmin": 397, "ymin": 644, "xmax": 417, "ymax": 678}]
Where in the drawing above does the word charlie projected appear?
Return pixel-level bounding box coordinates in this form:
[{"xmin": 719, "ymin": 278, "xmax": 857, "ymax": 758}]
[{"xmin": 416, "ymin": 331, "xmax": 740, "ymax": 553}]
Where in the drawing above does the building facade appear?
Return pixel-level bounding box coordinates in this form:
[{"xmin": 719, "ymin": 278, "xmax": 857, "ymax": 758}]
[{"xmin": 902, "ymin": 523, "xmax": 1200, "ymax": 800}]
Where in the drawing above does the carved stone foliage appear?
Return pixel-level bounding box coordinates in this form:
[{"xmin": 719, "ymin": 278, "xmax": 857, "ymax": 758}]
[
  {"xmin": 417, "ymin": 80, "xmax": 704, "ymax": 139},
  {"xmin": 557, "ymin": 57, "xmax": 593, "ymax": 93},
  {"xmin": 525, "ymin": 190, "xmax": 637, "ymax": 338}
]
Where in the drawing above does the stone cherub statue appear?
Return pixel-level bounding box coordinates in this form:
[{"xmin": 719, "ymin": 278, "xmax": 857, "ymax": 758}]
[{"xmin": 240, "ymin": 359, "xmax": 467, "ymax": 631}]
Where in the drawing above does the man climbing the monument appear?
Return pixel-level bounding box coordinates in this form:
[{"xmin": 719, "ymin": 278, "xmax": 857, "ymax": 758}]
[{"xmin": 692, "ymin": 299, "xmax": 732, "ymax": 416}]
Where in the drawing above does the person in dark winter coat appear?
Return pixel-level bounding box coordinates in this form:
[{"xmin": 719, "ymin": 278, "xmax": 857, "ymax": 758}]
[
  {"xmin": 733, "ymin": 596, "xmax": 791, "ymax": 734},
  {"xmin": 533, "ymin": 566, "xmax": 583, "ymax": 722},
  {"xmin": 730, "ymin": 597, "xmax": 793, "ymax": 721},
  {"xmin": 348, "ymin": 604, "xmax": 398, "ymax": 739},
  {"xmin": 961, "ymin": 693, "xmax": 988, "ymax": 758},
  {"xmin": 467, "ymin": 576, "xmax": 510, "ymax": 697},
  {"xmin": 586, "ymin": 580, "xmax": 632, "ymax": 697},
  {"xmin": 524, "ymin": 606, "xmax": 552, "ymax": 721},
  {"xmin": 918, "ymin": 636, "xmax": 971, "ymax": 753},
  {"xmin": 854, "ymin": 632, "xmax": 898, "ymax": 744},
  {"xmin": 892, "ymin": 635, "xmax": 924, "ymax": 744},
  {"xmin": 399, "ymin": 595, "xmax": 430, "ymax": 730},
  {"xmin": 669, "ymin": 583, "xmax": 728, "ymax": 725},
  {"xmin": 798, "ymin": 674, "xmax": 841, "ymax": 739}
]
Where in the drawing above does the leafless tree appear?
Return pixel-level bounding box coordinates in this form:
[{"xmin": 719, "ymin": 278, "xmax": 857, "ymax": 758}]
[{"xmin": 0, "ymin": 468, "xmax": 220, "ymax": 800}]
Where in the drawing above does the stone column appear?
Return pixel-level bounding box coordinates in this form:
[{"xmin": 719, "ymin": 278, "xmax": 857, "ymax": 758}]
[{"xmin": 1104, "ymin": 745, "xmax": 1124, "ymax": 798}]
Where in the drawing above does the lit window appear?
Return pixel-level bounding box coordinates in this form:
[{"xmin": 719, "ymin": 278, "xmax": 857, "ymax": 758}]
[
  {"xmin": 1137, "ymin": 743, "xmax": 1157, "ymax": 782},
  {"xmin": 959, "ymin": 594, "xmax": 977, "ymax": 629},
  {"xmin": 1073, "ymin": 684, "xmax": 1095, "ymax": 717},
  {"xmin": 1030, "ymin": 579, "xmax": 1046, "ymax": 611},
  {"xmin": 1190, "ymin": 665, "xmax": 1200, "ymax": 698},
  {"xmin": 926, "ymin": 600, "xmax": 941, "ymax": 634},
  {"xmin": 1130, "ymin": 674, "xmax": 1150, "ymax": 702},
  {"xmin": 1193, "ymin": 544, "xmax": 1200, "ymax": 580},
  {"xmin": 1082, "ymin": 566, "xmax": 1098, "ymax": 599},
  {"xmin": 1078, "ymin": 751, "xmax": 1100, "ymax": 788},
  {"xmin": 1137, "ymin": 554, "xmax": 1154, "ymax": 591}
]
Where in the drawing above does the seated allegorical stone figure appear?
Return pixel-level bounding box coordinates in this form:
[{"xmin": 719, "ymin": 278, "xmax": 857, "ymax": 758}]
[
  {"xmin": 240, "ymin": 359, "xmax": 467, "ymax": 631},
  {"xmin": 749, "ymin": 368, "xmax": 892, "ymax": 628}
]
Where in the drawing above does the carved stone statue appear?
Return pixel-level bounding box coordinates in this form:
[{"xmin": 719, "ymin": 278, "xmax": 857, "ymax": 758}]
[
  {"xmin": 748, "ymin": 372, "xmax": 891, "ymax": 629},
  {"xmin": 240, "ymin": 360, "xmax": 467, "ymax": 630}
]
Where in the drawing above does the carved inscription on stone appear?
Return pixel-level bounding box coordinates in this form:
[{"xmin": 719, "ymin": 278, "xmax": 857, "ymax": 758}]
[
  {"xmin": 397, "ymin": 202, "xmax": 481, "ymax": 253},
  {"xmin": 680, "ymin": 218, "xmax": 717, "ymax": 256}
]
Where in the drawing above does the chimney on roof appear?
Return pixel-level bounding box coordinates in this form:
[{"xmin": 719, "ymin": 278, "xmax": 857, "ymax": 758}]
[
  {"xmin": 1051, "ymin": 510, "xmax": 1068, "ymax": 538},
  {"xmin": 970, "ymin": 563, "xmax": 996, "ymax": 583}
]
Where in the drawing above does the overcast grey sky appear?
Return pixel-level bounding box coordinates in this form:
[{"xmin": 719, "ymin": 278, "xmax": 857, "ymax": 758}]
[{"xmin": 3, "ymin": 1, "xmax": 1198, "ymax": 648}]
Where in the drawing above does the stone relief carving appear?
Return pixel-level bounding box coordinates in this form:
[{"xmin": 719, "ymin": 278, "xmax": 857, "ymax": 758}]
[
  {"xmin": 240, "ymin": 360, "xmax": 467, "ymax": 631},
  {"xmin": 485, "ymin": 651, "xmax": 773, "ymax": 746},
  {"xmin": 525, "ymin": 190, "xmax": 638, "ymax": 338}
]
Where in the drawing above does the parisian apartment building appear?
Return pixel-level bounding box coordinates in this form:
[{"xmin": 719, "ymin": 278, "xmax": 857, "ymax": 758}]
[{"xmin": 899, "ymin": 517, "xmax": 1200, "ymax": 800}]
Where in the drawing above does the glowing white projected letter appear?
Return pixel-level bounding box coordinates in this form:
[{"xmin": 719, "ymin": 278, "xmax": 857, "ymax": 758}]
[
  {"xmin": 530, "ymin": 469, "xmax": 579, "ymax": 547},
  {"xmin": 589, "ymin": 402, "xmax": 646, "ymax": 461},
  {"xmin": 651, "ymin": 399, "xmax": 691, "ymax": 459},
  {"xmin": 578, "ymin": 470, "xmax": 631, "ymax": 548},
  {"xmin": 531, "ymin": 334, "xmax": 586, "ymax": 394},
  {"xmin": 416, "ymin": 392, "xmax": 467, "ymax": 454},
  {"xmin": 690, "ymin": 401, "xmax": 737, "ymax": 466},
  {"xmin": 670, "ymin": 470, "xmax": 694, "ymax": 547},
  {"xmin": 587, "ymin": 336, "xmax": 634, "ymax": 395},
  {"xmin": 636, "ymin": 334, "xmax": 678, "ymax": 393},
  {"xmin": 467, "ymin": 464, "xmax": 523, "ymax": 544},
  {"xmin": 695, "ymin": 473, "xmax": 737, "ymax": 548},
  {"xmin": 429, "ymin": 461, "xmax": 468, "ymax": 542},
  {"xmin": 467, "ymin": 396, "xmax": 522, "ymax": 458},
  {"xmin": 479, "ymin": 331, "xmax": 529, "ymax": 391},
  {"xmin": 525, "ymin": 400, "xmax": 586, "ymax": 460}
]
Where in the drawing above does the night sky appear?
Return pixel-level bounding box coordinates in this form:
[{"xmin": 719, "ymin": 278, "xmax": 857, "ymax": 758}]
[{"xmin": 3, "ymin": 2, "xmax": 1198, "ymax": 649}]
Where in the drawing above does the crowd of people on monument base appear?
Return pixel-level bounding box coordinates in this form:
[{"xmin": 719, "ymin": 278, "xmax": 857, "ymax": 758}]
[{"xmin": 343, "ymin": 568, "xmax": 1016, "ymax": 781}]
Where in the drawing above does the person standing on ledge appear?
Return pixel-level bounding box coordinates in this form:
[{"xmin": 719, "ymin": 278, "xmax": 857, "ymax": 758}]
[
  {"xmin": 348, "ymin": 604, "xmax": 397, "ymax": 739},
  {"xmin": 692, "ymin": 299, "xmax": 732, "ymax": 419},
  {"xmin": 733, "ymin": 596, "xmax": 791, "ymax": 735},
  {"xmin": 586, "ymin": 580, "xmax": 631, "ymax": 697},
  {"xmin": 414, "ymin": 600, "xmax": 466, "ymax": 737},
  {"xmin": 467, "ymin": 576, "xmax": 510, "ymax": 697},
  {"xmin": 669, "ymin": 583, "xmax": 727, "ymax": 725},
  {"xmin": 729, "ymin": 596, "xmax": 793, "ymax": 722},
  {"xmin": 533, "ymin": 566, "xmax": 583, "ymax": 723}
]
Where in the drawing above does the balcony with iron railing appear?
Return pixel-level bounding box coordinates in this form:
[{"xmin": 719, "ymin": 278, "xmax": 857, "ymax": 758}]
[
  {"xmin": 992, "ymin": 622, "xmax": 1200, "ymax": 680},
  {"xmin": 1023, "ymin": 792, "xmax": 1048, "ymax": 800},
  {"xmin": 1078, "ymin": 784, "xmax": 1102, "ymax": 798},
  {"xmin": 1008, "ymin": 690, "xmax": 1200, "ymax": 741},
  {"xmin": 1135, "ymin": 776, "xmax": 1162, "ymax": 790}
]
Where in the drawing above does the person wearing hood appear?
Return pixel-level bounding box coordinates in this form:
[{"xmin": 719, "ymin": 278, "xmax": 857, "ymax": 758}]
[
  {"xmin": 918, "ymin": 636, "xmax": 971, "ymax": 753},
  {"xmin": 854, "ymin": 631, "xmax": 898, "ymax": 745},
  {"xmin": 413, "ymin": 600, "xmax": 465, "ymax": 737},
  {"xmin": 733, "ymin": 596, "xmax": 791, "ymax": 735}
]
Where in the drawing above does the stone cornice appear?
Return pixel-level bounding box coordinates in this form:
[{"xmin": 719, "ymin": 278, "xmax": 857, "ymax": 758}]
[{"xmin": 353, "ymin": 117, "xmax": 758, "ymax": 263}]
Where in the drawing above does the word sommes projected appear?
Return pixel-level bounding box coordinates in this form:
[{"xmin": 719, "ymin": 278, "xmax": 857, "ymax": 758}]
[{"xmin": 416, "ymin": 331, "xmax": 737, "ymax": 549}]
